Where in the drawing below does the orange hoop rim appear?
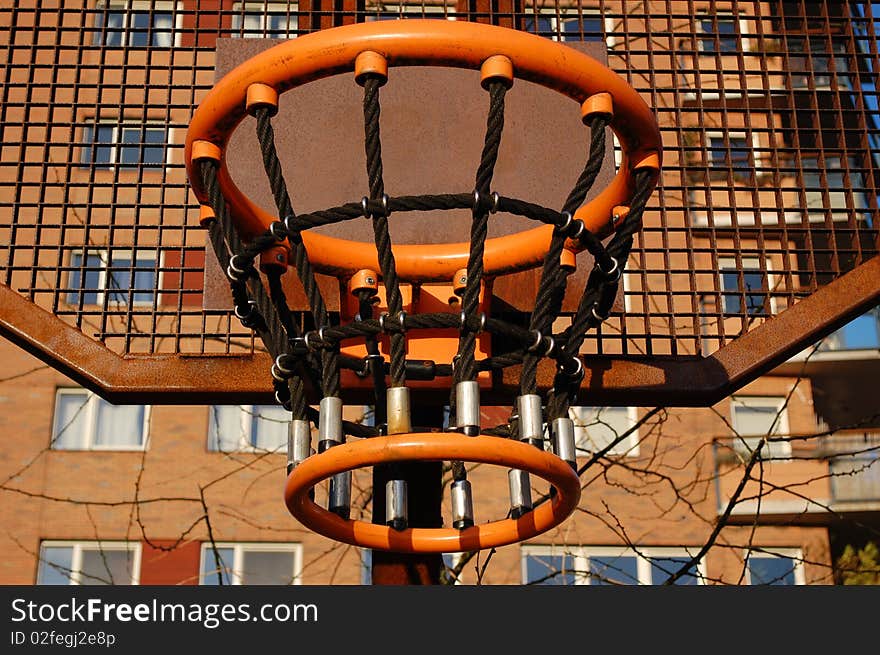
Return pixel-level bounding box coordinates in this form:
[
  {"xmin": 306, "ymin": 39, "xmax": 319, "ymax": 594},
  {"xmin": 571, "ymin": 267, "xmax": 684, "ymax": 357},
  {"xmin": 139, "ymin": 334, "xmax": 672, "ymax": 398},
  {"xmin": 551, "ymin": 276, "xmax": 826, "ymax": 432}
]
[
  {"xmin": 284, "ymin": 433, "xmax": 581, "ymax": 553},
  {"xmin": 186, "ymin": 19, "xmax": 662, "ymax": 280}
]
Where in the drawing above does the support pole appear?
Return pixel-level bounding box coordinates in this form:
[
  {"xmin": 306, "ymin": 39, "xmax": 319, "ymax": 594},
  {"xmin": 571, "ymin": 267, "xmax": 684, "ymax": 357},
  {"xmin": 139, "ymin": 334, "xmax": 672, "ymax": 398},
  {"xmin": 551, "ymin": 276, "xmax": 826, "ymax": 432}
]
[{"xmin": 371, "ymin": 404, "xmax": 445, "ymax": 585}]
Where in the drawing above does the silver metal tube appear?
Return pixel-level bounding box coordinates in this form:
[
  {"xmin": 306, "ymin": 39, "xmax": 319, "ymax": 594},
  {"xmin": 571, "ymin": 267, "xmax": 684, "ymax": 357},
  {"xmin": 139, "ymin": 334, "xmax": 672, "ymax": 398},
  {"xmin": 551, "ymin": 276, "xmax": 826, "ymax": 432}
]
[
  {"xmin": 318, "ymin": 396, "xmax": 343, "ymax": 450},
  {"xmin": 508, "ymin": 469, "xmax": 533, "ymax": 518},
  {"xmin": 552, "ymin": 417, "xmax": 577, "ymax": 468},
  {"xmin": 455, "ymin": 381, "xmax": 481, "ymax": 436},
  {"xmin": 386, "ymin": 386, "xmax": 412, "ymax": 435},
  {"xmin": 329, "ymin": 470, "xmax": 352, "ymax": 519},
  {"xmin": 517, "ymin": 394, "xmax": 544, "ymax": 444},
  {"xmin": 287, "ymin": 419, "xmax": 311, "ymax": 473},
  {"xmin": 450, "ymin": 479, "xmax": 475, "ymax": 529},
  {"xmin": 385, "ymin": 479, "xmax": 408, "ymax": 530}
]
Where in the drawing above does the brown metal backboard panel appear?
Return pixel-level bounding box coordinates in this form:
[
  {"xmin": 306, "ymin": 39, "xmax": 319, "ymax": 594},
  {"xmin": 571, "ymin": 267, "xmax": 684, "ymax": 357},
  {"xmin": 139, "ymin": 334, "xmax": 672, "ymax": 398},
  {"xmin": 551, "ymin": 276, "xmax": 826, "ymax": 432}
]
[
  {"xmin": 0, "ymin": 1, "xmax": 878, "ymax": 406},
  {"xmin": 203, "ymin": 38, "xmax": 616, "ymax": 313}
]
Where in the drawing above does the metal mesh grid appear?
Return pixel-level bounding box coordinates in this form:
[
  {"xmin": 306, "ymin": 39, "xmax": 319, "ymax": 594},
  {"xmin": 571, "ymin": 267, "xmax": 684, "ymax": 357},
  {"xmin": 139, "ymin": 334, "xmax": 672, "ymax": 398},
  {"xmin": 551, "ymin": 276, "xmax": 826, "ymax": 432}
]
[{"xmin": 1, "ymin": 1, "xmax": 877, "ymax": 367}]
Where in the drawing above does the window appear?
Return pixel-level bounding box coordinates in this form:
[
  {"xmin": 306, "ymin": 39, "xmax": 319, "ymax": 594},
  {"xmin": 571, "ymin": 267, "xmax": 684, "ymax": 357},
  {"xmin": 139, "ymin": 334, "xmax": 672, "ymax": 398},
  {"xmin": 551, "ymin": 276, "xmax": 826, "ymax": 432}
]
[
  {"xmin": 745, "ymin": 549, "xmax": 804, "ymax": 585},
  {"xmin": 730, "ymin": 396, "xmax": 791, "ymax": 459},
  {"xmin": 569, "ymin": 406, "xmax": 639, "ymax": 456},
  {"xmin": 208, "ymin": 405, "xmax": 289, "ymax": 452},
  {"xmin": 789, "ymin": 37, "xmax": 852, "ymax": 90},
  {"xmin": 801, "ymin": 156, "xmax": 869, "ymax": 222},
  {"xmin": 522, "ymin": 546, "xmax": 704, "ymax": 585},
  {"xmin": 51, "ymin": 388, "xmax": 149, "ymax": 450},
  {"xmin": 819, "ymin": 306, "xmax": 880, "ymax": 351},
  {"xmin": 231, "ymin": 2, "xmax": 298, "ymax": 38},
  {"xmin": 523, "ymin": 6, "xmax": 604, "ymax": 42},
  {"xmin": 719, "ymin": 257, "xmax": 771, "ymax": 316},
  {"xmin": 94, "ymin": 1, "xmax": 178, "ymax": 47},
  {"xmin": 364, "ymin": 2, "xmax": 453, "ymax": 21},
  {"xmin": 67, "ymin": 250, "xmax": 157, "ymax": 306},
  {"xmin": 200, "ymin": 543, "xmax": 302, "ymax": 585},
  {"xmin": 37, "ymin": 541, "xmax": 140, "ymax": 585},
  {"xmin": 82, "ymin": 122, "xmax": 167, "ymax": 168},
  {"xmin": 708, "ymin": 133, "xmax": 753, "ymax": 181},
  {"xmin": 699, "ymin": 15, "xmax": 740, "ymax": 53}
]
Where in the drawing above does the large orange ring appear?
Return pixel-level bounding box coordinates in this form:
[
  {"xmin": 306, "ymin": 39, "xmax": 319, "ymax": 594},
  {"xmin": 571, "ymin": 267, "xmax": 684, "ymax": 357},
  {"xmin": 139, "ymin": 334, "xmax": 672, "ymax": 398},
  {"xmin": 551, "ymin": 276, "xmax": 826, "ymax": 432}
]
[
  {"xmin": 284, "ymin": 433, "xmax": 581, "ymax": 553},
  {"xmin": 186, "ymin": 20, "xmax": 662, "ymax": 280}
]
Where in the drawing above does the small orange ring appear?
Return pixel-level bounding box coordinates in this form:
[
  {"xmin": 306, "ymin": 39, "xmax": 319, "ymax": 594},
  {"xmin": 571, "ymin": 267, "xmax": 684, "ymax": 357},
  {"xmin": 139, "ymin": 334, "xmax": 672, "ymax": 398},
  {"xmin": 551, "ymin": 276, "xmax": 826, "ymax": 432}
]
[{"xmin": 284, "ymin": 433, "xmax": 581, "ymax": 553}]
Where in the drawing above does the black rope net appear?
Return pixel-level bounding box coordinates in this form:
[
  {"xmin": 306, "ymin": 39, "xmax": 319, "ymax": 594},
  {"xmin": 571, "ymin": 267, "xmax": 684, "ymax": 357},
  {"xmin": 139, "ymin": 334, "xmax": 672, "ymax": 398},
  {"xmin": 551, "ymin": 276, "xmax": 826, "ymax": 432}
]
[{"xmin": 197, "ymin": 69, "xmax": 655, "ymax": 528}]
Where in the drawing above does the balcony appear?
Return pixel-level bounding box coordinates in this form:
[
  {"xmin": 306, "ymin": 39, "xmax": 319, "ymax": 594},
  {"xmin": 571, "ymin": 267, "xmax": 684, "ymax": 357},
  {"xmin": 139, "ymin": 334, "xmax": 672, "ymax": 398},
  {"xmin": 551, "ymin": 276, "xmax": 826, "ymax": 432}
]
[{"xmin": 712, "ymin": 430, "xmax": 880, "ymax": 525}]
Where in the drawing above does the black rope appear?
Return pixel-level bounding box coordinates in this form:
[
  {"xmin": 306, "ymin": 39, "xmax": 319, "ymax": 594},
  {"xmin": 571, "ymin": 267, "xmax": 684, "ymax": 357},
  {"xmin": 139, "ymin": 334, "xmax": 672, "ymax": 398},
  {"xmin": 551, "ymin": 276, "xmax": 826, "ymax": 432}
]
[
  {"xmin": 252, "ymin": 106, "xmax": 341, "ymax": 398},
  {"xmin": 520, "ymin": 115, "xmax": 610, "ymax": 400},
  {"xmin": 456, "ymin": 80, "xmax": 507, "ymax": 385},
  {"xmin": 362, "ymin": 75, "xmax": 407, "ymax": 388}
]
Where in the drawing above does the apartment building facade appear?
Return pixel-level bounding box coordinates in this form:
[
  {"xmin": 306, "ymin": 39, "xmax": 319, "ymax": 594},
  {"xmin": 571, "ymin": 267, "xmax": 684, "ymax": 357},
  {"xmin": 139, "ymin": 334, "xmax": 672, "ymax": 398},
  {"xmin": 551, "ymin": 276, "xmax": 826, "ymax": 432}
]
[{"xmin": 0, "ymin": 1, "xmax": 877, "ymax": 585}]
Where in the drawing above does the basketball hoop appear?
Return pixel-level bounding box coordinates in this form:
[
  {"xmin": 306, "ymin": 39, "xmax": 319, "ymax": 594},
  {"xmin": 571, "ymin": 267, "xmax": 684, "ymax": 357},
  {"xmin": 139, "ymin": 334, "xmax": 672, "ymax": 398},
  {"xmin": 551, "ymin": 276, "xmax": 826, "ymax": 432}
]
[{"xmin": 185, "ymin": 20, "xmax": 661, "ymax": 553}]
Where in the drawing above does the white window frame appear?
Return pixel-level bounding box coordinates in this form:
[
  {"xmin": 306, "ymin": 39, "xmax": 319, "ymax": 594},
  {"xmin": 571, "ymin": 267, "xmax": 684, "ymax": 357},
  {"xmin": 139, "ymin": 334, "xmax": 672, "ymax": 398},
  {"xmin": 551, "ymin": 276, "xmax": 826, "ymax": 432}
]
[
  {"xmin": 37, "ymin": 540, "xmax": 141, "ymax": 585},
  {"xmin": 93, "ymin": 1, "xmax": 182, "ymax": 48},
  {"xmin": 523, "ymin": 4, "xmax": 614, "ymax": 48},
  {"xmin": 697, "ymin": 13, "xmax": 750, "ymax": 54},
  {"xmin": 521, "ymin": 544, "xmax": 706, "ymax": 585},
  {"xmin": 231, "ymin": 2, "xmax": 299, "ymax": 38},
  {"xmin": 207, "ymin": 404, "xmax": 290, "ymax": 453},
  {"xmin": 199, "ymin": 542, "xmax": 303, "ymax": 585},
  {"xmin": 730, "ymin": 395, "xmax": 792, "ymax": 459},
  {"xmin": 83, "ymin": 121, "xmax": 169, "ymax": 169},
  {"xmin": 51, "ymin": 388, "xmax": 150, "ymax": 451},
  {"xmin": 568, "ymin": 406, "xmax": 639, "ymax": 457},
  {"xmin": 744, "ymin": 548, "xmax": 805, "ymax": 585},
  {"xmin": 67, "ymin": 248, "xmax": 160, "ymax": 307},
  {"xmin": 718, "ymin": 256, "xmax": 777, "ymax": 317}
]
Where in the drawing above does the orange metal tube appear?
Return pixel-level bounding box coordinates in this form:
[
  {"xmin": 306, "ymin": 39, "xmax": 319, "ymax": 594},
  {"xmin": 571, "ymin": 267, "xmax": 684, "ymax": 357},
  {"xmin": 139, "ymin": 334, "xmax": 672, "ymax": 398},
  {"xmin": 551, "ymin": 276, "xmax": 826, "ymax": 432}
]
[
  {"xmin": 284, "ymin": 433, "xmax": 581, "ymax": 553},
  {"xmin": 186, "ymin": 20, "xmax": 661, "ymax": 281}
]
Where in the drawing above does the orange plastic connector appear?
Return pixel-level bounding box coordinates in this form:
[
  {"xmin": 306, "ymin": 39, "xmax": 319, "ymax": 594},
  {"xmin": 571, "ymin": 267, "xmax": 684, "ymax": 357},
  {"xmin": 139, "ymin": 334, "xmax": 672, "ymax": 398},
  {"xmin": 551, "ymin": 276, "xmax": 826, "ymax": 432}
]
[
  {"xmin": 355, "ymin": 51, "xmax": 388, "ymax": 87},
  {"xmin": 191, "ymin": 140, "xmax": 222, "ymax": 163},
  {"xmin": 480, "ymin": 55, "xmax": 514, "ymax": 90},
  {"xmin": 198, "ymin": 204, "xmax": 216, "ymax": 226},
  {"xmin": 612, "ymin": 205, "xmax": 630, "ymax": 228},
  {"xmin": 349, "ymin": 269, "xmax": 379, "ymax": 296},
  {"xmin": 581, "ymin": 92, "xmax": 613, "ymax": 122},
  {"xmin": 560, "ymin": 248, "xmax": 577, "ymax": 272},
  {"xmin": 284, "ymin": 433, "xmax": 581, "ymax": 553},
  {"xmin": 452, "ymin": 268, "xmax": 468, "ymax": 297},
  {"xmin": 246, "ymin": 83, "xmax": 279, "ymax": 116}
]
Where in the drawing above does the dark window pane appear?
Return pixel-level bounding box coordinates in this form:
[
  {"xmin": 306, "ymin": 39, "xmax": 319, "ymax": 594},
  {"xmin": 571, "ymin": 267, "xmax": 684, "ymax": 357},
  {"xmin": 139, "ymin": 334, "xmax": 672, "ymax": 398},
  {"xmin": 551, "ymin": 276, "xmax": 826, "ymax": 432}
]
[
  {"xmin": 37, "ymin": 547, "xmax": 74, "ymax": 585},
  {"xmin": 68, "ymin": 253, "xmax": 103, "ymax": 305},
  {"xmin": 748, "ymin": 556, "xmax": 796, "ymax": 585},
  {"xmin": 722, "ymin": 269, "xmax": 767, "ymax": 315},
  {"xmin": 525, "ymin": 554, "xmax": 575, "ymax": 585},
  {"xmin": 129, "ymin": 11, "xmax": 152, "ymax": 47},
  {"xmin": 560, "ymin": 16, "xmax": 603, "ymax": 42},
  {"xmin": 589, "ymin": 555, "xmax": 639, "ymax": 585},
  {"xmin": 97, "ymin": 11, "xmax": 125, "ymax": 46},
  {"xmin": 649, "ymin": 556, "xmax": 699, "ymax": 585},
  {"xmin": 202, "ymin": 547, "xmax": 234, "ymax": 585},
  {"xmin": 701, "ymin": 18, "xmax": 738, "ymax": 53}
]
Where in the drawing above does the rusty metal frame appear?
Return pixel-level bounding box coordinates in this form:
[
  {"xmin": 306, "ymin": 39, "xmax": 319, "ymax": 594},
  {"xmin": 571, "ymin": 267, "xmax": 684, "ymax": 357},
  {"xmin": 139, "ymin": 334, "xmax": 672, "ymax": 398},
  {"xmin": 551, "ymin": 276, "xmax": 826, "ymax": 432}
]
[{"xmin": 3, "ymin": 255, "xmax": 876, "ymax": 406}]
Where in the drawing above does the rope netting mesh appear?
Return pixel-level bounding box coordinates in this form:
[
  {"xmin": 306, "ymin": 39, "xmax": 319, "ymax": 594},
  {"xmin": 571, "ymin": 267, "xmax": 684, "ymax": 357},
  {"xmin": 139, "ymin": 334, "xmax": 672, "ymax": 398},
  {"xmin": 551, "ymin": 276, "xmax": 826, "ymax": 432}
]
[{"xmin": 197, "ymin": 67, "xmax": 654, "ymax": 526}]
